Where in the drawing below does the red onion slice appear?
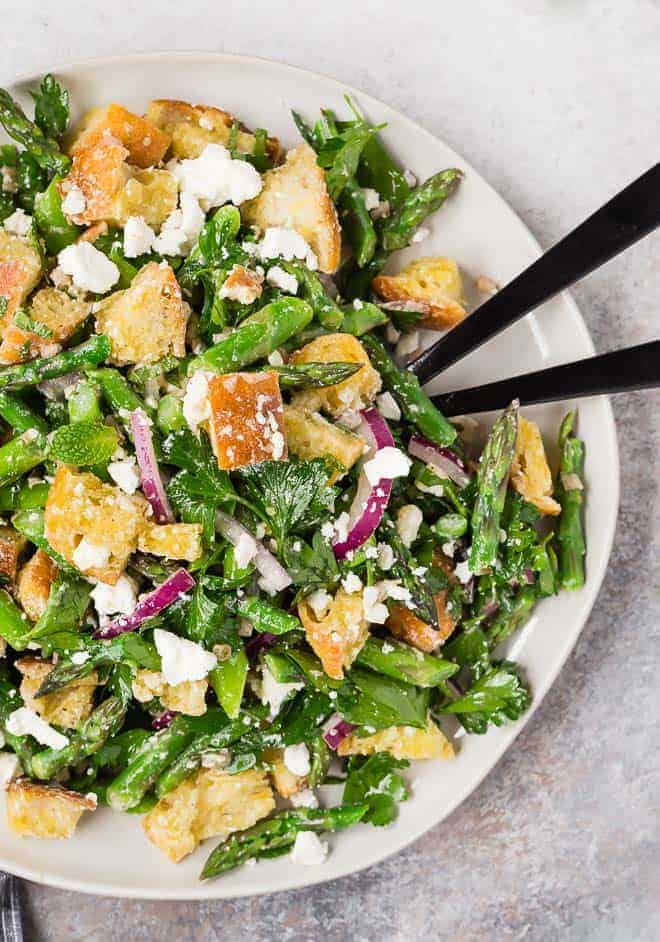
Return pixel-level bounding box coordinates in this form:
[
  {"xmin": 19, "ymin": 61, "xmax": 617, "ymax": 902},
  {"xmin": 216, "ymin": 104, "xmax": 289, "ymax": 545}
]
[
  {"xmin": 130, "ymin": 409, "xmax": 174, "ymax": 524},
  {"xmin": 215, "ymin": 511, "xmax": 292, "ymax": 593},
  {"xmin": 332, "ymin": 407, "xmax": 395, "ymax": 560},
  {"xmin": 408, "ymin": 435, "xmax": 471, "ymax": 488},
  {"xmin": 322, "ymin": 713, "xmax": 356, "ymax": 749},
  {"xmin": 152, "ymin": 710, "xmax": 178, "ymax": 730},
  {"xmin": 95, "ymin": 568, "xmax": 195, "ymax": 639}
]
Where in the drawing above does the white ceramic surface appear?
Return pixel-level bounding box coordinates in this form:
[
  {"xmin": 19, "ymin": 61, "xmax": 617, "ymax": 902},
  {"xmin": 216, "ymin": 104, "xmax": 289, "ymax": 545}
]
[{"xmin": 0, "ymin": 52, "xmax": 619, "ymax": 899}]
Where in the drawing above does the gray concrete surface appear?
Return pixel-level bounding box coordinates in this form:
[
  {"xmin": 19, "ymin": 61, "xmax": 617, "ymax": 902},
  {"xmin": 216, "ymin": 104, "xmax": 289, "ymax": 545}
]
[{"xmin": 2, "ymin": 1, "xmax": 658, "ymax": 939}]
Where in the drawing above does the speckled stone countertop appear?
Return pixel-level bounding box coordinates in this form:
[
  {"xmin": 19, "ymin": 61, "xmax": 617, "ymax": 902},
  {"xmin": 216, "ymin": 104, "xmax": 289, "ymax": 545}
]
[{"xmin": 3, "ymin": 2, "xmax": 659, "ymax": 939}]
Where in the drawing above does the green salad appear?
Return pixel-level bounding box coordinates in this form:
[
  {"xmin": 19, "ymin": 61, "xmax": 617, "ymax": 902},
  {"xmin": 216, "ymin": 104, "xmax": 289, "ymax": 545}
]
[{"xmin": 0, "ymin": 75, "xmax": 586, "ymax": 878}]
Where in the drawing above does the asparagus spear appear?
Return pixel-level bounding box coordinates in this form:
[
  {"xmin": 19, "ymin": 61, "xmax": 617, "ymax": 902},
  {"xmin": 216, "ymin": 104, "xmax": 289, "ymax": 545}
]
[
  {"xmin": 469, "ymin": 401, "xmax": 519, "ymax": 574},
  {"xmin": 31, "ymin": 695, "xmax": 127, "ymax": 780},
  {"xmin": 201, "ymin": 805, "xmax": 369, "ymax": 879},
  {"xmin": 0, "ymin": 478, "xmax": 49, "ymax": 512},
  {"xmin": 0, "ymin": 390, "xmax": 49, "ymax": 434},
  {"xmin": 209, "ymin": 649, "xmax": 248, "ymax": 720},
  {"xmin": 362, "ymin": 334, "xmax": 456, "ymax": 445},
  {"xmin": 0, "ymin": 589, "xmax": 32, "ymax": 650},
  {"xmin": 235, "ymin": 596, "xmax": 301, "ymax": 635},
  {"xmin": 268, "ymin": 361, "xmax": 360, "ymax": 389},
  {"xmin": 87, "ymin": 367, "xmax": 155, "ymax": 424},
  {"xmin": 0, "ymin": 335, "xmax": 111, "ymax": 390},
  {"xmin": 556, "ymin": 411, "xmax": 586, "ymax": 590},
  {"xmin": 67, "ymin": 379, "xmax": 102, "ymax": 424},
  {"xmin": 340, "ymin": 301, "xmax": 389, "ymax": 336},
  {"xmin": 276, "ymin": 260, "xmax": 344, "ymax": 329},
  {"xmin": 0, "ymin": 88, "xmax": 70, "ymax": 175},
  {"xmin": 0, "ymin": 429, "xmax": 48, "ymax": 488},
  {"xmin": 33, "ymin": 177, "xmax": 82, "ymax": 254}
]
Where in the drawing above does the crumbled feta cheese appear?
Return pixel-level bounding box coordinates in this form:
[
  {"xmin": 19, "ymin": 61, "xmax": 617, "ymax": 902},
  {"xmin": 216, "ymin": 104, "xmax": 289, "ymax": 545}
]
[
  {"xmin": 376, "ymin": 392, "xmax": 401, "ymax": 421},
  {"xmin": 381, "ymin": 642, "xmax": 394, "ymax": 654},
  {"xmin": 200, "ymin": 749, "xmax": 231, "ymax": 769},
  {"xmin": 267, "ymin": 350, "xmax": 284, "ymax": 366},
  {"xmin": 1, "ymin": 165, "xmax": 17, "ymax": 194},
  {"xmin": 172, "ymin": 143, "xmax": 262, "ymax": 211},
  {"xmin": 283, "ymin": 743, "xmax": 311, "ymax": 777},
  {"xmin": 403, "ymin": 169, "xmax": 418, "ymax": 187},
  {"xmin": 396, "ymin": 504, "xmax": 423, "ymax": 546},
  {"xmin": 411, "ymin": 226, "xmax": 429, "ymax": 244},
  {"xmin": 256, "ymin": 227, "xmax": 318, "ymax": 270},
  {"xmin": 107, "ymin": 457, "xmax": 140, "ymax": 495},
  {"xmin": 386, "ymin": 323, "xmax": 401, "ymax": 344},
  {"xmin": 395, "ymin": 330, "xmax": 420, "ymax": 359},
  {"xmin": 320, "ymin": 521, "xmax": 335, "ymax": 541},
  {"xmin": 442, "ymin": 540, "xmax": 456, "ymax": 558},
  {"xmin": 377, "ymin": 542, "xmax": 395, "ymax": 571},
  {"xmin": 61, "ymin": 185, "xmax": 87, "ymax": 217},
  {"xmin": 360, "ymin": 187, "xmax": 381, "ymax": 211},
  {"xmin": 416, "ymin": 481, "xmax": 444, "ymax": 498},
  {"xmin": 123, "ymin": 215, "xmax": 156, "ymax": 258},
  {"xmin": 271, "ymin": 430, "xmax": 285, "ymax": 460},
  {"xmin": 362, "ymin": 585, "xmax": 389, "ymax": 624},
  {"xmin": 58, "ymin": 242, "xmax": 120, "ymax": 294},
  {"xmin": 90, "ymin": 575, "xmax": 137, "ymax": 623},
  {"xmin": 261, "ymin": 664, "xmax": 304, "ymax": 718},
  {"xmin": 454, "ymin": 559, "xmax": 473, "ymax": 584},
  {"xmin": 72, "ymin": 537, "xmax": 112, "ymax": 573},
  {"xmin": 306, "ymin": 587, "xmax": 332, "ymax": 619},
  {"xmin": 152, "ymin": 191, "xmax": 205, "ymax": 257},
  {"xmin": 0, "ymin": 752, "xmax": 21, "ymax": 789},
  {"xmin": 370, "ymin": 200, "xmax": 390, "ymax": 220},
  {"xmin": 291, "ymin": 830, "xmax": 328, "ymax": 865},
  {"xmin": 379, "ymin": 579, "xmax": 412, "ymax": 603},
  {"xmin": 6, "ymin": 708, "xmax": 69, "ymax": 750},
  {"xmin": 3, "ymin": 209, "xmax": 32, "ymax": 237},
  {"xmin": 154, "ymin": 628, "xmax": 217, "ymax": 686},
  {"xmin": 341, "ymin": 573, "xmax": 363, "ymax": 594},
  {"xmin": 182, "ymin": 370, "xmax": 213, "ymax": 435},
  {"xmin": 266, "ymin": 265, "xmax": 298, "ymax": 294},
  {"xmin": 331, "ymin": 511, "xmax": 350, "ymax": 544},
  {"xmin": 363, "ymin": 447, "xmax": 412, "ymax": 485},
  {"xmin": 289, "ymin": 788, "xmax": 318, "ymax": 809},
  {"xmin": 71, "ymin": 651, "xmax": 91, "ymax": 666},
  {"xmin": 234, "ymin": 531, "xmax": 259, "ymax": 569}
]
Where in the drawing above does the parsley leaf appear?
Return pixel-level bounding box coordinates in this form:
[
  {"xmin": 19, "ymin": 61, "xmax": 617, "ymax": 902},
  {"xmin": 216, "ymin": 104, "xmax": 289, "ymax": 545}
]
[
  {"xmin": 31, "ymin": 74, "xmax": 70, "ymax": 141},
  {"xmin": 439, "ymin": 660, "xmax": 530, "ymax": 734},
  {"xmin": 343, "ymin": 752, "xmax": 409, "ymax": 826}
]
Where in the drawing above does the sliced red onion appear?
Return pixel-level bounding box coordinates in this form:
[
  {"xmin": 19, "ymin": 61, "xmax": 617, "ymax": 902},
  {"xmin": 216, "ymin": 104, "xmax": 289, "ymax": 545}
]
[
  {"xmin": 152, "ymin": 710, "xmax": 178, "ymax": 730},
  {"xmin": 245, "ymin": 631, "xmax": 277, "ymax": 661},
  {"xmin": 332, "ymin": 407, "xmax": 395, "ymax": 560},
  {"xmin": 482, "ymin": 599, "xmax": 500, "ymax": 618},
  {"xmin": 95, "ymin": 568, "xmax": 195, "ymax": 639},
  {"xmin": 523, "ymin": 568, "xmax": 536, "ymax": 585},
  {"xmin": 130, "ymin": 409, "xmax": 174, "ymax": 524},
  {"xmin": 215, "ymin": 511, "xmax": 292, "ymax": 593},
  {"xmin": 322, "ymin": 713, "xmax": 356, "ymax": 750},
  {"xmin": 408, "ymin": 435, "xmax": 471, "ymax": 488}
]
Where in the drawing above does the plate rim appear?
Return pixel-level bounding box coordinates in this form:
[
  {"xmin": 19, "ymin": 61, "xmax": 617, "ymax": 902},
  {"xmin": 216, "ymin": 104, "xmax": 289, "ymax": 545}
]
[{"xmin": 0, "ymin": 50, "xmax": 620, "ymax": 899}]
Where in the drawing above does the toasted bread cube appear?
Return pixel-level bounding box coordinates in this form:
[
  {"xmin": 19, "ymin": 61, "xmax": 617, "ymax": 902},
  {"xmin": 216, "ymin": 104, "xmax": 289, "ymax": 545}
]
[
  {"xmin": 110, "ymin": 169, "xmax": 179, "ymax": 229},
  {"xmin": 387, "ymin": 588, "xmax": 456, "ymax": 653},
  {"xmin": 16, "ymin": 657, "xmax": 98, "ymax": 729},
  {"xmin": 282, "ymin": 405, "xmax": 364, "ymax": 482},
  {"xmin": 298, "ymin": 587, "xmax": 369, "ymax": 680},
  {"xmin": 45, "ymin": 466, "xmax": 146, "ymax": 584},
  {"xmin": 338, "ymin": 714, "xmax": 454, "ymax": 760},
  {"xmin": 207, "ymin": 371, "xmax": 286, "ymax": 470},
  {"xmin": 68, "ymin": 104, "xmax": 171, "ymax": 169},
  {"xmin": 290, "ymin": 334, "xmax": 380, "ymax": 417},
  {"xmin": 263, "ymin": 748, "xmax": 306, "ymax": 799},
  {"xmin": 138, "ymin": 522, "xmax": 203, "ymax": 561},
  {"xmin": 242, "ymin": 143, "xmax": 341, "ymax": 274},
  {"xmin": 0, "ymin": 287, "xmax": 90, "ymax": 365},
  {"xmin": 17, "ymin": 550, "xmax": 58, "ymax": 622},
  {"xmin": 145, "ymin": 99, "xmax": 280, "ymax": 162},
  {"xmin": 59, "ymin": 137, "xmax": 130, "ymax": 225},
  {"xmin": 0, "ymin": 525, "xmax": 26, "ymax": 584},
  {"xmin": 7, "ymin": 779, "xmax": 96, "ymax": 838},
  {"xmin": 95, "ymin": 262, "xmax": 187, "ymax": 366},
  {"xmin": 0, "ymin": 230, "xmax": 43, "ymax": 327},
  {"xmin": 511, "ymin": 417, "xmax": 561, "ymax": 516},
  {"xmin": 219, "ymin": 264, "xmax": 263, "ymax": 304},
  {"xmin": 373, "ymin": 257, "xmax": 467, "ymax": 330},
  {"xmin": 132, "ymin": 669, "xmax": 207, "ymax": 716},
  {"xmin": 143, "ymin": 766, "xmax": 275, "ymax": 863}
]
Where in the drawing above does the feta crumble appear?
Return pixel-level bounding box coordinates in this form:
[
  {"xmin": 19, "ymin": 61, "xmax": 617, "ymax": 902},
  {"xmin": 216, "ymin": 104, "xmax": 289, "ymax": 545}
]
[
  {"xmin": 396, "ymin": 504, "xmax": 423, "ymax": 546},
  {"xmin": 283, "ymin": 743, "xmax": 311, "ymax": 777},
  {"xmin": 71, "ymin": 651, "xmax": 91, "ymax": 666},
  {"xmin": 341, "ymin": 572, "xmax": 363, "ymax": 594},
  {"xmin": 266, "ymin": 265, "xmax": 298, "ymax": 294},
  {"xmin": 363, "ymin": 447, "xmax": 412, "ymax": 485},
  {"xmin": 154, "ymin": 628, "xmax": 217, "ymax": 686},
  {"xmin": 376, "ymin": 391, "xmax": 401, "ymax": 421},
  {"xmin": 3, "ymin": 209, "xmax": 32, "ymax": 237},
  {"xmin": 72, "ymin": 537, "xmax": 111, "ymax": 573},
  {"xmin": 261, "ymin": 664, "xmax": 304, "ymax": 719},
  {"xmin": 107, "ymin": 457, "xmax": 141, "ymax": 495},
  {"xmin": 361, "ymin": 187, "xmax": 381, "ymax": 211},
  {"xmin": 411, "ymin": 226, "xmax": 430, "ymax": 244},
  {"xmin": 289, "ymin": 788, "xmax": 318, "ymax": 809},
  {"xmin": 255, "ymin": 227, "xmax": 318, "ymax": 270},
  {"xmin": 90, "ymin": 575, "xmax": 137, "ymax": 623},
  {"xmin": 291, "ymin": 830, "xmax": 328, "ymax": 866},
  {"xmin": 152, "ymin": 191, "xmax": 205, "ymax": 257},
  {"xmin": 61, "ymin": 184, "xmax": 87, "ymax": 217},
  {"xmin": 123, "ymin": 215, "xmax": 156, "ymax": 258},
  {"xmin": 233, "ymin": 531, "xmax": 259, "ymax": 569},
  {"xmin": 6, "ymin": 708, "xmax": 69, "ymax": 750},
  {"xmin": 0, "ymin": 753, "xmax": 21, "ymax": 789},
  {"xmin": 395, "ymin": 330, "xmax": 420, "ymax": 359},
  {"xmin": 182, "ymin": 370, "xmax": 213, "ymax": 435},
  {"xmin": 58, "ymin": 242, "xmax": 120, "ymax": 294},
  {"xmin": 306, "ymin": 587, "xmax": 332, "ymax": 619},
  {"xmin": 377, "ymin": 542, "xmax": 395, "ymax": 571},
  {"xmin": 172, "ymin": 143, "xmax": 262, "ymax": 211},
  {"xmin": 454, "ymin": 559, "xmax": 473, "ymax": 584}
]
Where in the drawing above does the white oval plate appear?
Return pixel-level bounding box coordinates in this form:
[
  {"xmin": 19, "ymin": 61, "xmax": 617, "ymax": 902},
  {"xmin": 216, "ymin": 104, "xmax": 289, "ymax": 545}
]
[{"xmin": 0, "ymin": 52, "xmax": 619, "ymax": 898}]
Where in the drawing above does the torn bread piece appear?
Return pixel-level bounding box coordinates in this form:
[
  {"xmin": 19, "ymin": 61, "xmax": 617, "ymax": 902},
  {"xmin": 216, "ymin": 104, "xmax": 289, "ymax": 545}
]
[
  {"xmin": 17, "ymin": 550, "xmax": 58, "ymax": 622},
  {"xmin": 338, "ymin": 714, "xmax": 454, "ymax": 760},
  {"xmin": 290, "ymin": 333, "xmax": 380, "ymax": 417},
  {"xmin": 373, "ymin": 257, "xmax": 467, "ymax": 330},
  {"xmin": 511, "ymin": 417, "xmax": 561, "ymax": 516},
  {"xmin": 0, "ymin": 288, "xmax": 90, "ymax": 365},
  {"xmin": 68, "ymin": 103, "xmax": 171, "ymax": 168},
  {"xmin": 15, "ymin": 657, "xmax": 99, "ymax": 730},
  {"xmin": 207, "ymin": 370, "xmax": 286, "ymax": 470},
  {"xmin": 282, "ymin": 405, "xmax": 364, "ymax": 482},
  {"xmin": 7, "ymin": 779, "xmax": 96, "ymax": 839},
  {"xmin": 298, "ymin": 587, "xmax": 369, "ymax": 680}
]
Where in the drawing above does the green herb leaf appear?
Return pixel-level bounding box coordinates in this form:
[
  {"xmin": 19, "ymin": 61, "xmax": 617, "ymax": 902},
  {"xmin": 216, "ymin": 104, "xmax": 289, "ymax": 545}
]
[
  {"xmin": 440, "ymin": 661, "xmax": 530, "ymax": 733},
  {"xmin": 343, "ymin": 752, "xmax": 409, "ymax": 826},
  {"xmin": 50, "ymin": 421, "xmax": 119, "ymax": 467},
  {"xmin": 31, "ymin": 74, "xmax": 70, "ymax": 141}
]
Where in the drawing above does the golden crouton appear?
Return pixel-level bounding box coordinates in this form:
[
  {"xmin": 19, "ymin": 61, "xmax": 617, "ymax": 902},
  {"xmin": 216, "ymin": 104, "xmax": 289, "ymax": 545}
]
[
  {"xmin": 143, "ymin": 766, "xmax": 275, "ymax": 863},
  {"xmin": 263, "ymin": 748, "xmax": 307, "ymax": 798},
  {"xmin": 242, "ymin": 143, "xmax": 341, "ymax": 274},
  {"xmin": 511, "ymin": 417, "xmax": 561, "ymax": 516},
  {"xmin": 207, "ymin": 371, "xmax": 286, "ymax": 470},
  {"xmin": 290, "ymin": 333, "xmax": 380, "ymax": 417},
  {"xmin": 387, "ymin": 588, "xmax": 456, "ymax": 653},
  {"xmin": 338, "ymin": 714, "xmax": 453, "ymax": 760},
  {"xmin": 95, "ymin": 262, "xmax": 187, "ymax": 366},
  {"xmin": 132, "ymin": 669, "xmax": 207, "ymax": 716},
  {"xmin": 17, "ymin": 550, "xmax": 58, "ymax": 622},
  {"xmin": 68, "ymin": 104, "xmax": 171, "ymax": 169},
  {"xmin": 373, "ymin": 257, "xmax": 467, "ymax": 330},
  {"xmin": 137, "ymin": 522, "xmax": 203, "ymax": 562},
  {"xmin": 15, "ymin": 657, "xmax": 98, "ymax": 729},
  {"xmin": 298, "ymin": 587, "xmax": 369, "ymax": 680},
  {"xmin": 282, "ymin": 405, "xmax": 364, "ymax": 482},
  {"xmin": 0, "ymin": 288, "xmax": 90, "ymax": 365},
  {"xmin": 110, "ymin": 169, "xmax": 179, "ymax": 229},
  {"xmin": 0, "ymin": 230, "xmax": 43, "ymax": 326},
  {"xmin": 145, "ymin": 99, "xmax": 280, "ymax": 162},
  {"xmin": 7, "ymin": 779, "xmax": 96, "ymax": 838},
  {"xmin": 59, "ymin": 137, "xmax": 130, "ymax": 225},
  {"xmin": 44, "ymin": 466, "xmax": 146, "ymax": 584},
  {"xmin": 0, "ymin": 525, "xmax": 26, "ymax": 584},
  {"xmin": 219, "ymin": 264, "xmax": 264, "ymax": 305}
]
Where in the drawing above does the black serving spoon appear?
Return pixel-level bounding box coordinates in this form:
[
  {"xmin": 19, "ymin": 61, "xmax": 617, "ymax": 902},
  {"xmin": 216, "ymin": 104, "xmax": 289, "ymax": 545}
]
[
  {"xmin": 407, "ymin": 162, "xmax": 660, "ymax": 384},
  {"xmin": 430, "ymin": 339, "xmax": 660, "ymax": 415}
]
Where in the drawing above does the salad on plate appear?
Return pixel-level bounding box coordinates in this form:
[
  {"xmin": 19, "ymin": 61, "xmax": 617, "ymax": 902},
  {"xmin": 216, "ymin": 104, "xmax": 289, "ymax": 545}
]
[{"xmin": 0, "ymin": 74, "xmax": 586, "ymax": 879}]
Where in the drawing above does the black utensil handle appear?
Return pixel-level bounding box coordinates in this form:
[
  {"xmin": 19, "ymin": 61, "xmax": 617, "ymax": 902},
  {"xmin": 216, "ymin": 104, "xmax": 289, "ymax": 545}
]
[
  {"xmin": 411, "ymin": 163, "xmax": 660, "ymax": 383},
  {"xmin": 431, "ymin": 340, "xmax": 660, "ymax": 415}
]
